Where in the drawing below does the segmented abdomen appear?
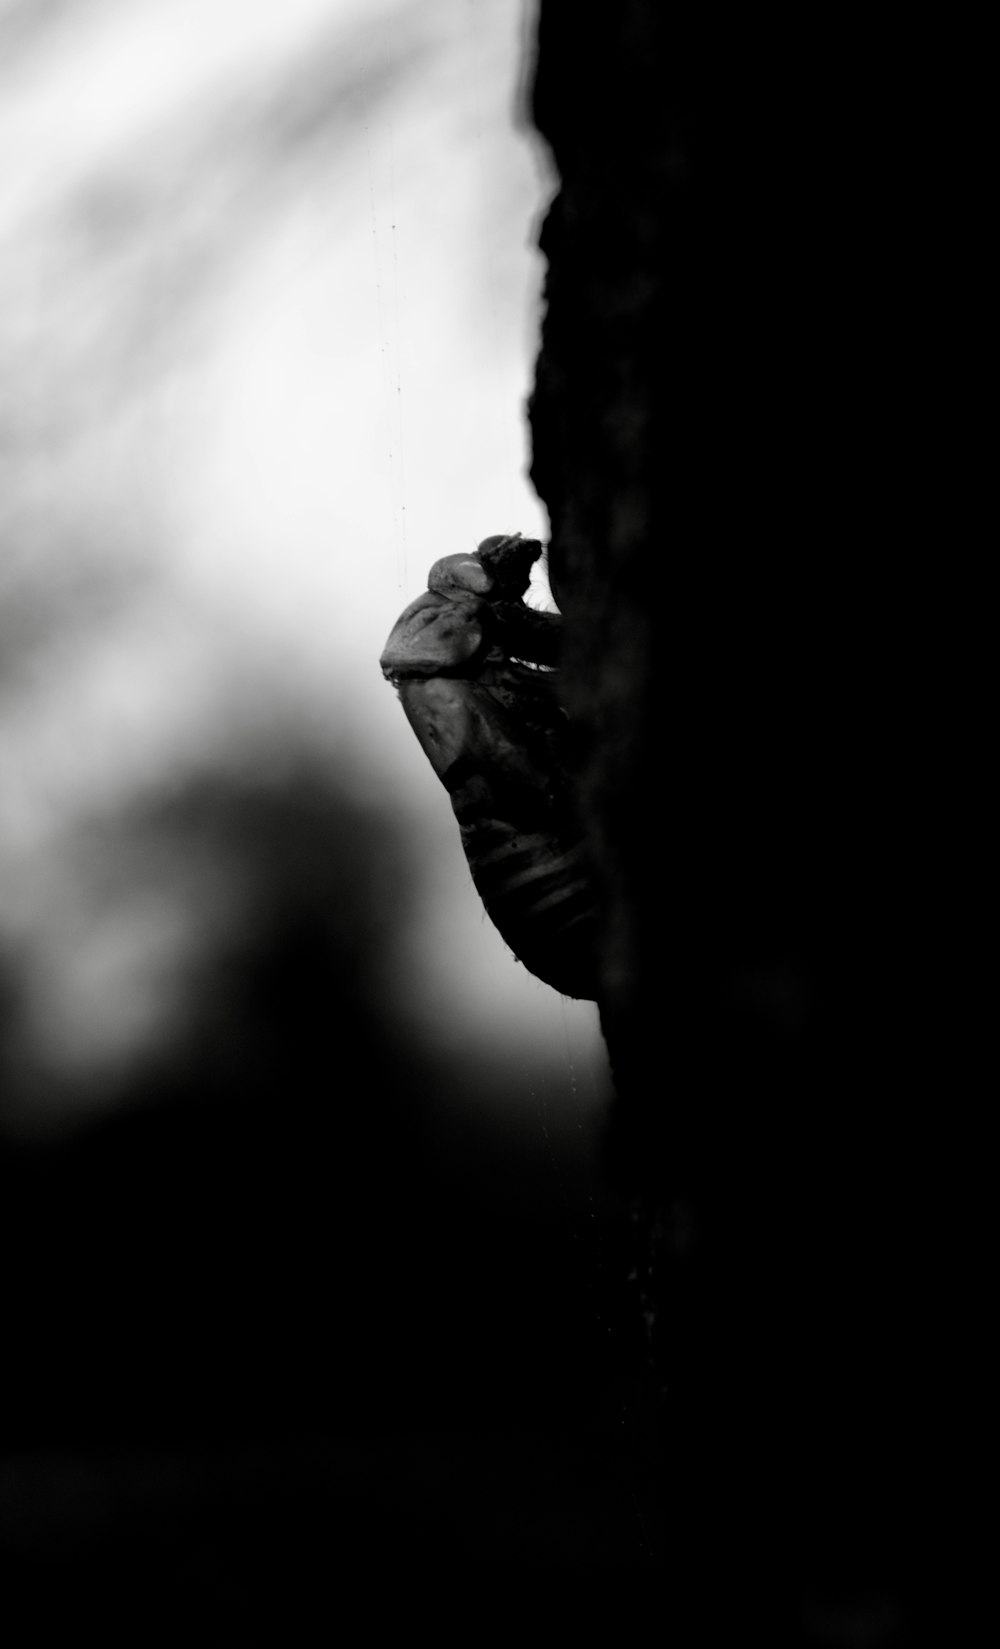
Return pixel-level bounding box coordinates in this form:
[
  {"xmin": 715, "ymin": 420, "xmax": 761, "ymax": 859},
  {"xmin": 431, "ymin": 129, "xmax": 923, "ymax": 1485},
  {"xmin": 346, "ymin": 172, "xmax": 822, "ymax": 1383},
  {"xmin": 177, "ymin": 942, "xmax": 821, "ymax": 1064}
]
[{"xmin": 460, "ymin": 816, "xmax": 599, "ymax": 1000}]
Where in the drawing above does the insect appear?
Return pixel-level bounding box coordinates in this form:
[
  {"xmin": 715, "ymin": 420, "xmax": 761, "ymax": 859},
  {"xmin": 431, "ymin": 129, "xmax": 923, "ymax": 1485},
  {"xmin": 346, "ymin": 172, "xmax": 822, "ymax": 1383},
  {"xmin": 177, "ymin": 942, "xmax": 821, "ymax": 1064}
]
[{"xmin": 380, "ymin": 532, "xmax": 599, "ymax": 1000}]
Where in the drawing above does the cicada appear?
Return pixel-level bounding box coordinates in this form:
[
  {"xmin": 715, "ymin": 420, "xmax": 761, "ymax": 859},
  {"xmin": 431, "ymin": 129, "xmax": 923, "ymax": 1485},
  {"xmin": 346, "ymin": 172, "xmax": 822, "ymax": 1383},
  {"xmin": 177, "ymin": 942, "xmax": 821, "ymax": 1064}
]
[{"xmin": 380, "ymin": 533, "xmax": 599, "ymax": 1000}]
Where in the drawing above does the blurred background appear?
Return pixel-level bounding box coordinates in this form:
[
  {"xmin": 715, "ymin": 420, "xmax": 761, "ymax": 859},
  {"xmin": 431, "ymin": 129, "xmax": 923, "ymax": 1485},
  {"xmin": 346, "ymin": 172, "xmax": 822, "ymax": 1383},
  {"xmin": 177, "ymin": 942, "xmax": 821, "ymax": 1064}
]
[
  {"xmin": 1, "ymin": 0, "xmax": 641, "ymax": 1602},
  {"xmin": 0, "ymin": 0, "xmax": 608, "ymax": 1147}
]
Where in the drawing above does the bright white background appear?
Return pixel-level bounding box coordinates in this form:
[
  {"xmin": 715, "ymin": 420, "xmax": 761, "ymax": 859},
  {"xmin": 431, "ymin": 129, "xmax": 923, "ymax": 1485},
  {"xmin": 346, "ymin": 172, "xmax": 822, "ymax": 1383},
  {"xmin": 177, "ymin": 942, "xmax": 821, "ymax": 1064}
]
[{"xmin": 0, "ymin": 0, "xmax": 610, "ymax": 1148}]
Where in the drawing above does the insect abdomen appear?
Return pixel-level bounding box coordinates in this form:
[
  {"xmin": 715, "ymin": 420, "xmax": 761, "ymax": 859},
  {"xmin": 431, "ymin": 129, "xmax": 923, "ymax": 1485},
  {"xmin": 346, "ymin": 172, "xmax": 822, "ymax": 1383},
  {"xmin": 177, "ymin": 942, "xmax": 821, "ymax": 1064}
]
[{"xmin": 460, "ymin": 817, "xmax": 599, "ymax": 1000}]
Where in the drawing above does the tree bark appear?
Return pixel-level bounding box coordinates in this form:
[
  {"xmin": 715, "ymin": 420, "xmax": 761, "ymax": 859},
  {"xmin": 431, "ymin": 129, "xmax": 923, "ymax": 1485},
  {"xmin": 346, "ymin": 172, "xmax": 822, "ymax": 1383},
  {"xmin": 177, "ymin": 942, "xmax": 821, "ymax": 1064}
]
[{"xmin": 528, "ymin": 3, "xmax": 980, "ymax": 1635}]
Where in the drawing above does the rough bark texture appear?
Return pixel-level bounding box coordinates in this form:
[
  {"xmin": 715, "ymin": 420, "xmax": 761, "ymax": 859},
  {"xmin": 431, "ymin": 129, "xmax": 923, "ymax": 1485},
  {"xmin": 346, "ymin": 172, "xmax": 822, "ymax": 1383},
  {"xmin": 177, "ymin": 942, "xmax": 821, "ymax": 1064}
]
[{"xmin": 528, "ymin": 4, "xmax": 980, "ymax": 1637}]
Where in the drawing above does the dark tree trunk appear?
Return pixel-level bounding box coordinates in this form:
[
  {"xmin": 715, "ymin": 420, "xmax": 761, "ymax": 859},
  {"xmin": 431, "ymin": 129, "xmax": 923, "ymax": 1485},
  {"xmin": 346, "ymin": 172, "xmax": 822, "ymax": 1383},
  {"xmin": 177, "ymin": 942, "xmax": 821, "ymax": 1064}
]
[{"xmin": 528, "ymin": 4, "xmax": 982, "ymax": 1637}]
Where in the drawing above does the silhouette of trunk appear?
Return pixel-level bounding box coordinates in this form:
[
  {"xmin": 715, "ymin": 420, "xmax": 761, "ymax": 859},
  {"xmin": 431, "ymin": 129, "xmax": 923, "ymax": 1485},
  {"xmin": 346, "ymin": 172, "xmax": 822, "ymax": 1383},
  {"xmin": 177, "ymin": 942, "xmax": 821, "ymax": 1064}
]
[{"xmin": 528, "ymin": 4, "xmax": 979, "ymax": 1636}]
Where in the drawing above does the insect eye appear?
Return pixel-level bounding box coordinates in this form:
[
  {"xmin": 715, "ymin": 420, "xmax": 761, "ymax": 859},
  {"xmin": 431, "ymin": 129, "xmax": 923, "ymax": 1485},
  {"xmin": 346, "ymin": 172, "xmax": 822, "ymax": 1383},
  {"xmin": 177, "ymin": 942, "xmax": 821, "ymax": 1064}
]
[{"xmin": 428, "ymin": 555, "xmax": 492, "ymax": 597}]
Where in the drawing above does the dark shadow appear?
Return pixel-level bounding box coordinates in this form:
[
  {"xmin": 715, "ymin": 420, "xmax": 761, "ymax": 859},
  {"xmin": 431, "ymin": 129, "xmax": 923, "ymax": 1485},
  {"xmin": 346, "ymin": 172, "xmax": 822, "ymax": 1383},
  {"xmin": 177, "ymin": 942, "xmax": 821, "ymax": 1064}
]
[{"xmin": 1, "ymin": 760, "xmax": 657, "ymax": 1612}]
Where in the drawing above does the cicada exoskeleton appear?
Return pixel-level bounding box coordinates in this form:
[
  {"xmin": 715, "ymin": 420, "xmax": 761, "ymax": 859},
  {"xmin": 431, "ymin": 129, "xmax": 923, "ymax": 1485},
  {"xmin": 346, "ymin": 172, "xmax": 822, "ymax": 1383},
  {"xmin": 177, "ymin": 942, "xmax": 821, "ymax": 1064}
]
[{"xmin": 380, "ymin": 533, "xmax": 598, "ymax": 1000}]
